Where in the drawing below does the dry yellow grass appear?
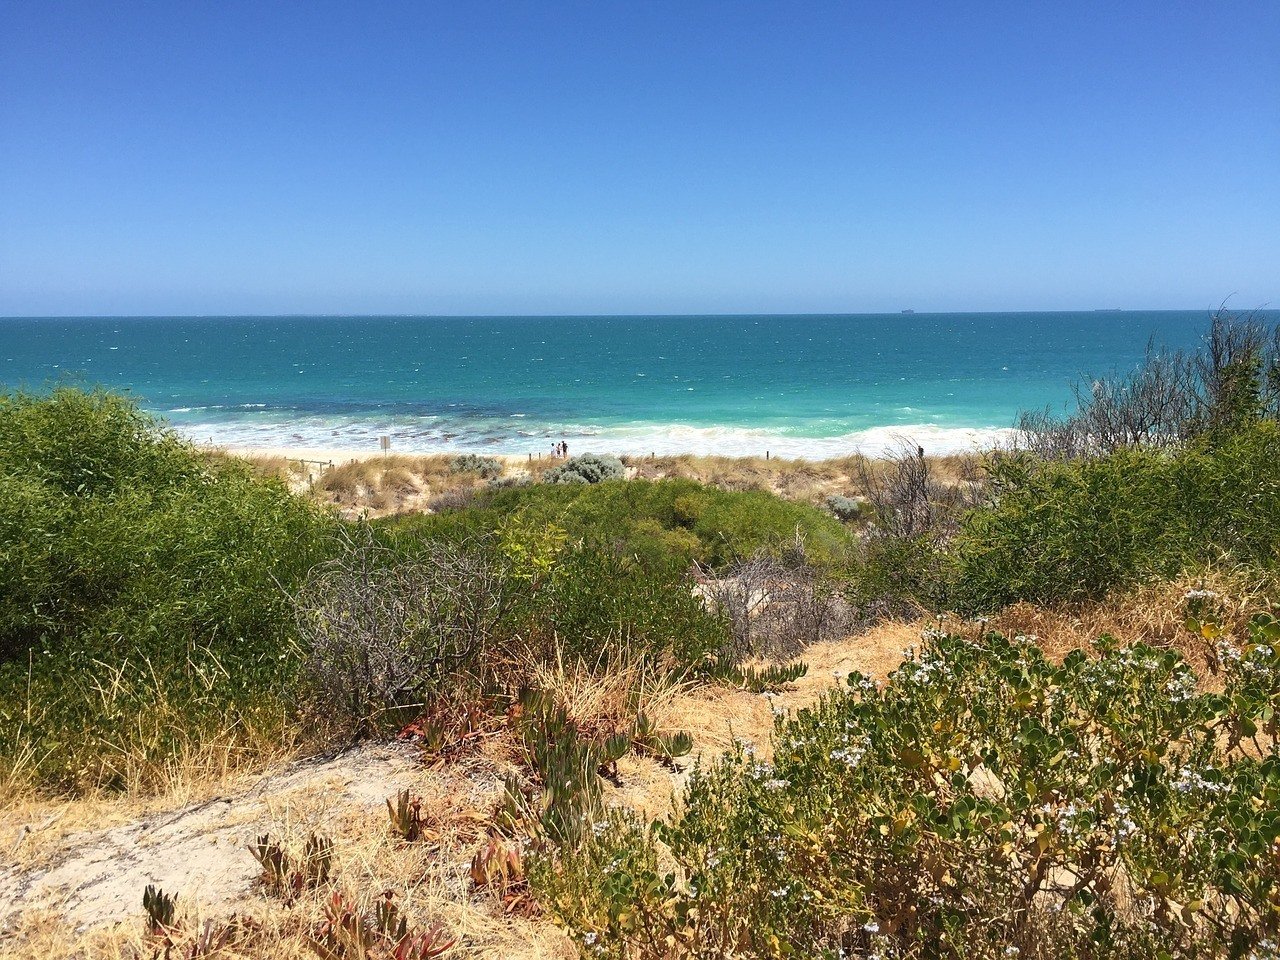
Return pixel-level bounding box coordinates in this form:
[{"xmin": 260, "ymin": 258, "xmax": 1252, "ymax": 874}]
[
  {"xmin": 982, "ymin": 566, "xmax": 1276, "ymax": 683},
  {"xmin": 0, "ymin": 625, "xmax": 914, "ymax": 959},
  {"xmin": 11, "ymin": 579, "xmax": 1266, "ymax": 958},
  {"xmin": 622, "ymin": 451, "xmax": 980, "ymax": 506},
  {"xmin": 1, "ymin": 743, "xmax": 571, "ymax": 959},
  {"xmin": 526, "ymin": 649, "xmax": 690, "ymax": 736},
  {"xmin": 1, "ymin": 665, "xmax": 304, "ymax": 810},
  {"xmin": 222, "ymin": 448, "xmax": 981, "ymax": 517}
]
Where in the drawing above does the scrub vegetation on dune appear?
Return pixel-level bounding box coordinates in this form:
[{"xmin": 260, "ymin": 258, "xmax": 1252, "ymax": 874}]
[{"xmin": 1, "ymin": 309, "xmax": 1279, "ymax": 958}]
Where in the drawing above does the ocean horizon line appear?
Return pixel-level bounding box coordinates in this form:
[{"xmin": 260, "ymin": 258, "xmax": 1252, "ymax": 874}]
[{"xmin": 1, "ymin": 306, "xmax": 1254, "ymax": 321}]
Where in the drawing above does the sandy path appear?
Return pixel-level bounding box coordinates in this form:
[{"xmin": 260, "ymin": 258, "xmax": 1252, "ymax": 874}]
[{"xmin": 0, "ymin": 745, "xmax": 421, "ymax": 932}]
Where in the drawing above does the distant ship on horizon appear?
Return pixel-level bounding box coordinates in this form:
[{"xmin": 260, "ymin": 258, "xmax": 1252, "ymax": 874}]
[{"xmin": 901, "ymin": 308, "xmax": 915, "ymax": 314}]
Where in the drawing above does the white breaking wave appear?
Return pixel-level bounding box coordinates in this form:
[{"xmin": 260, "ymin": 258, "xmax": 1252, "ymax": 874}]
[
  {"xmin": 170, "ymin": 412, "xmax": 1012, "ymax": 459},
  {"xmin": 580, "ymin": 422, "xmax": 1014, "ymax": 458}
]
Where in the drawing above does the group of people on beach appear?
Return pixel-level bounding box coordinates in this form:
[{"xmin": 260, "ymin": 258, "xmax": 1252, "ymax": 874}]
[{"xmin": 552, "ymin": 440, "xmax": 569, "ymax": 458}]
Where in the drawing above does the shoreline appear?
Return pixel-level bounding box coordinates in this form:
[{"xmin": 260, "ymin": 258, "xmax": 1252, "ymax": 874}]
[{"xmin": 204, "ymin": 423, "xmax": 1015, "ymax": 465}]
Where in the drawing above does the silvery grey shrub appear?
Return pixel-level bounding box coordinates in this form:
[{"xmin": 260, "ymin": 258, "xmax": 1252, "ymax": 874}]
[{"xmin": 545, "ymin": 453, "xmax": 625, "ymax": 484}]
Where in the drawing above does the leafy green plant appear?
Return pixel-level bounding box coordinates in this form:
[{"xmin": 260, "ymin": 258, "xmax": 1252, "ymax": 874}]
[
  {"xmin": 632, "ymin": 712, "xmax": 692, "ymax": 762},
  {"xmin": 824, "ymin": 494, "xmax": 865, "ymax": 521},
  {"xmin": 387, "ymin": 476, "xmax": 852, "ymax": 574},
  {"xmin": 598, "ymin": 730, "xmax": 634, "ymax": 777},
  {"xmin": 249, "ymin": 832, "xmax": 333, "ymax": 901},
  {"xmin": 534, "ymin": 630, "xmax": 1280, "ymax": 958},
  {"xmin": 949, "ymin": 420, "xmax": 1280, "ymax": 611},
  {"xmin": 509, "ymin": 691, "xmax": 605, "ymax": 846},
  {"xmin": 387, "ymin": 788, "xmax": 424, "ymax": 843},
  {"xmin": 0, "ymin": 388, "xmax": 337, "ymax": 792},
  {"xmin": 1212, "ymin": 612, "xmax": 1280, "ymax": 753},
  {"xmin": 308, "ymin": 891, "xmax": 454, "ymax": 959},
  {"xmin": 544, "ymin": 453, "xmax": 625, "ymax": 485},
  {"xmin": 142, "ymin": 883, "xmax": 178, "ymax": 934},
  {"xmin": 504, "ymin": 689, "xmax": 694, "ymax": 850},
  {"xmin": 708, "ymin": 659, "xmax": 808, "ymax": 693}
]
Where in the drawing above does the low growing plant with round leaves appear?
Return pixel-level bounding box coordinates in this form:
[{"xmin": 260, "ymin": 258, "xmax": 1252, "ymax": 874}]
[{"xmin": 532, "ymin": 629, "xmax": 1280, "ymax": 959}]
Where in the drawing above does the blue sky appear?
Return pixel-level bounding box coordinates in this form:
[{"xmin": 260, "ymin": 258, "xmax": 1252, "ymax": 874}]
[{"xmin": 1, "ymin": 1, "xmax": 1276, "ymax": 315}]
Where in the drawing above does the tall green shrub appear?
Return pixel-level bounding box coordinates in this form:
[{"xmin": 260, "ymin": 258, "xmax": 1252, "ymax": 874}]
[
  {"xmin": 0, "ymin": 388, "xmax": 337, "ymax": 791},
  {"xmin": 949, "ymin": 421, "xmax": 1280, "ymax": 611}
]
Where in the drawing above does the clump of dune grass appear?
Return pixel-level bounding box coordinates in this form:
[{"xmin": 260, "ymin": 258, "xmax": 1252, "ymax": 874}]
[
  {"xmin": 310, "ymin": 454, "xmax": 519, "ymax": 516},
  {"xmin": 2, "ymin": 645, "xmax": 304, "ymax": 806},
  {"xmin": 621, "ymin": 450, "xmax": 981, "ymax": 507},
  {"xmin": 983, "ymin": 565, "xmax": 1277, "ymax": 682},
  {"xmin": 526, "ymin": 647, "xmax": 691, "ymax": 739}
]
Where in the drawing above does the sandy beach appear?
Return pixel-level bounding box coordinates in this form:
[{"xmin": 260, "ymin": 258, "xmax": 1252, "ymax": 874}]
[{"xmin": 217, "ymin": 444, "xmax": 551, "ymax": 467}]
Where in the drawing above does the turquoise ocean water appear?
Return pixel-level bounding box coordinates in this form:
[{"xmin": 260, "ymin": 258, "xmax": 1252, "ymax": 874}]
[{"xmin": 0, "ymin": 312, "xmax": 1251, "ymax": 458}]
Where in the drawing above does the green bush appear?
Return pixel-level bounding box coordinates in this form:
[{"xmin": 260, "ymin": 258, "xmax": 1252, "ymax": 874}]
[
  {"xmin": 385, "ymin": 477, "xmax": 853, "ymax": 574},
  {"xmin": 533, "ymin": 626, "xmax": 1280, "ymax": 958},
  {"xmin": 0, "ymin": 388, "xmax": 337, "ymax": 791},
  {"xmin": 949, "ymin": 421, "xmax": 1280, "ymax": 611},
  {"xmin": 534, "ymin": 546, "xmax": 729, "ymax": 669},
  {"xmin": 295, "ymin": 509, "xmax": 734, "ymax": 739}
]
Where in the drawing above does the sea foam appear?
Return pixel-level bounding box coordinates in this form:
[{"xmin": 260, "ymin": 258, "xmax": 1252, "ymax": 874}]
[{"xmin": 173, "ymin": 415, "xmax": 1012, "ymax": 459}]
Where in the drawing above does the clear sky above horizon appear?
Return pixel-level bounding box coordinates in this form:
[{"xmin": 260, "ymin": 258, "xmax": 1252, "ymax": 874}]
[{"xmin": 1, "ymin": 1, "xmax": 1277, "ymax": 316}]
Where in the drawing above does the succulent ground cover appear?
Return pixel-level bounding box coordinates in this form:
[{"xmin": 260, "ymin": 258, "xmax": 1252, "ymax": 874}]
[{"xmin": 534, "ymin": 617, "xmax": 1280, "ymax": 959}]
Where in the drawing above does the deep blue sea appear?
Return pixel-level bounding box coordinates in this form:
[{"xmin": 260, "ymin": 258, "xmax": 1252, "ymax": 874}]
[{"xmin": 0, "ymin": 311, "xmax": 1249, "ymax": 457}]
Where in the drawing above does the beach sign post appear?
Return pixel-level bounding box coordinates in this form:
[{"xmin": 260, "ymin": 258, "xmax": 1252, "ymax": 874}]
[{"xmin": 380, "ymin": 435, "xmax": 390, "ymax": 456}]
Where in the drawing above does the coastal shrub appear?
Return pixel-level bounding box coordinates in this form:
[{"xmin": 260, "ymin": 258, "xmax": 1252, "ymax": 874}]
[
  {"xmin": 532, "ymin": 627, "xmax": 1280, "ymax": 959},
  {"xmin": 427, "ymin": 487, "xmax": 476, "ymax": 513},
  {"xmin": 296, "ymin": 528, "xmax": 524, "ymax": 738},
  {"xmin": 949, "ymin": 419, "xmax": 1280, "ymax": 611},
  {"xmin": 537, "ymin": 546, "xmax": 730, "ymax": 670},
  {"xmin": 295, "ymin": 516, "xmax": 733, "ymax": 741},
  {"xmin": 1016, "ymin": 307, "xmax": 1280, "ymax": 458},
  {"xmin": 384, "ymin": 478, "xmax": 853, "ymax": 573},
  {"xmin": 544, "ymin": 452, "xmax": 625, "ymax": 485},
  {"xmin": 700, "ymin": 551, "xmax": 853, "ymax": 660},
  {"xmin": 824, "ymin": 493, "xmax": 864, "ymax": 522},
  {"xmin": 488, "ymin": 471, "xmax": 531, "ymax": 489},
  {"xmin": 0, "ymin": 386, "xmax": 201, "ymax": 497},
  {"xmin": 830, "ymin": 446, "xmax": 981, "ymax": 619},
  {"xmin": 449, "ymin": 452, "xmax": 502, "ymax": 478},
  {"xmin": 0, "ymin": 388, "xmax": 337, "ymax": 792}
]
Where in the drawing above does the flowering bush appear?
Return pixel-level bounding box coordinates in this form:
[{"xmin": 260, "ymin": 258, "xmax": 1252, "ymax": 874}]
[{"xmin": 534, "ymin": 627, "xmax": 1280, "ymax": 958}]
